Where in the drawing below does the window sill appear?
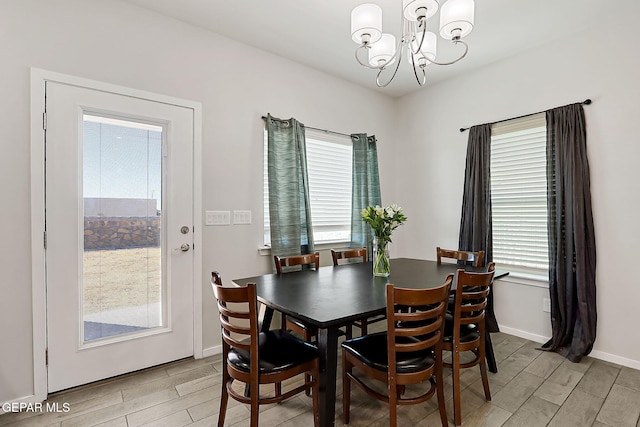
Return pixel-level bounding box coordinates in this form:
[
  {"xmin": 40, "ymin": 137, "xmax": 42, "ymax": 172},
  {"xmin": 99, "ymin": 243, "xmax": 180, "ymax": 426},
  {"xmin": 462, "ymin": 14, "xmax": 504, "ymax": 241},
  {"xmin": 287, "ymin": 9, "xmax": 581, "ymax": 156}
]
[
  {"xmin": 258, "ymin": 246, "xmax": 271, "ymax": 256},
  {"xmin": 315, "ymin": 241, "xmax": 351, "ymax": 250},
  {"xmin": 497, "ymin": 270, "xmax": 549, "ymax": 288}
]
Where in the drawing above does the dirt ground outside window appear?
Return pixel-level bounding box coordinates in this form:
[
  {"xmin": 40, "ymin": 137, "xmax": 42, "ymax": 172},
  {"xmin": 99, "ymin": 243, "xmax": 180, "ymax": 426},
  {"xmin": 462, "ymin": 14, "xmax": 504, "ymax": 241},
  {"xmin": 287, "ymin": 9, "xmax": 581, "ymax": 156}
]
[{"xmin": 83, "ymin": 247, "xmax": 161, "ymax": 316}]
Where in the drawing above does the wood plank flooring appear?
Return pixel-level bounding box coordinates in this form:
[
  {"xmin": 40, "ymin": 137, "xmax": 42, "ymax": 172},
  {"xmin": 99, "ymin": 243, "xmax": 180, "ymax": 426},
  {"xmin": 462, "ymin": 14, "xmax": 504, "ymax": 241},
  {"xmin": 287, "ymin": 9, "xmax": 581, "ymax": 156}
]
[{"xmin": 2, "ymin": 332, "xmax": 640, "ymax": 426}]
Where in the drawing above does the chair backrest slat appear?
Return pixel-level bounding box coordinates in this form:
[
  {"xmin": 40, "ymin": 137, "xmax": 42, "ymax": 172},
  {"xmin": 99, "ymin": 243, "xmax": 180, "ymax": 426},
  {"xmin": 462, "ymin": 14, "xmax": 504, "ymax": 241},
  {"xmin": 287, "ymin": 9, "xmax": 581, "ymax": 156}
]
[
  {"xmin": 331, "ymin": 247, "xmax": 367, "ymax": 266},
  {"xmin": 221, "ymin": 330, "xmax": 252, "ymax": 350},
  {"xmin": 436, "ymin": 247, "xmax": 484, "ymax": 268},
  {"xmin": 274, "ymin": 252, "xmax": 320, "ymax": 274}
]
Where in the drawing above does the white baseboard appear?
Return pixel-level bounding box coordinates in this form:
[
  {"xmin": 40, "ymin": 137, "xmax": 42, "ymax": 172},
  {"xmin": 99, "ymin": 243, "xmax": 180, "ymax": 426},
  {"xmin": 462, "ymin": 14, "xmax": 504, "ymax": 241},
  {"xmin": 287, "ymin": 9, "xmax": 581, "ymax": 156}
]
[
  {"xmin": 589, "ymin": 350, "xmax": 640, "ymax": 370},
  {"xmin": 498, "ymin": 324, "xmax": 640, "ymax": 370},
  {"xmin": 202, "ymin": 345, "xmax": 222, "ymax": 359},
  {"xmin": 498, "ymin": 325, "xmax": 549, "ymax": 345}
]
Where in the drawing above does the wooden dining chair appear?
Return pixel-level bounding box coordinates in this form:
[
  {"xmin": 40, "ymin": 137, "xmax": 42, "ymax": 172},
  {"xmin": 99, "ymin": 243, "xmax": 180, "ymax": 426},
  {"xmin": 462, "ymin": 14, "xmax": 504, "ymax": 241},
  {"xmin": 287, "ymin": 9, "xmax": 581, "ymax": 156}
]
[
  {"xmin": 212, "ymin": 277, "xmax": 320, "ymax": 427},
  {"xmin": 273, "ymin": 252, "xmax": 323, "ymax": 393},
  {"xmin": 436, "ymin": 247, "xmax": 484, "ymax": 268},
  {"xmin": 331, "ymin": 247, "xmax": 386, "ymax": 339},
  {"xmin": 273, "ymin": 252, "xmax": 320, "ymax": 339},
  {"xmin": 443, "ymin": 263, "xmax": 495, "ymax": 426},
  {"xmin": 341, "ymin": 277, "xmax": 453, "ymax": 427}
]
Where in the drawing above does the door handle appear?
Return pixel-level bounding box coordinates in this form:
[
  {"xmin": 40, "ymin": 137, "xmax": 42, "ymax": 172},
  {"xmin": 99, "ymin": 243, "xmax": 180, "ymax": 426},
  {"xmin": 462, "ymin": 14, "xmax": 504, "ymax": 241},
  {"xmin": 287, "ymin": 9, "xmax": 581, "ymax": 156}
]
[{"xmin": 174, "ymin": 243, "xmax": 191, "ymax": 252}]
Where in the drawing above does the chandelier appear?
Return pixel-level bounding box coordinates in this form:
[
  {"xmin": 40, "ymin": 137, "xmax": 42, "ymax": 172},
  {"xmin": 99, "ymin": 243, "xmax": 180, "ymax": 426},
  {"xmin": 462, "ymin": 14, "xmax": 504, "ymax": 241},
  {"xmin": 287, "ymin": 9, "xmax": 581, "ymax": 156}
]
[{"xmin": 350, "ymin": 0, "xmax": 475, "ymax": 87}]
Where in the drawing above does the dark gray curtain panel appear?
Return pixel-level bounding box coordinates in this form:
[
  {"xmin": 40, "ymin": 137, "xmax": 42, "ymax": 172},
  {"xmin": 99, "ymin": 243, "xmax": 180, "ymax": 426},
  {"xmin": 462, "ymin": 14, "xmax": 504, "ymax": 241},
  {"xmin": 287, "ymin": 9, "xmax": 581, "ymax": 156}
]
[
  {"xmin": 541, "ymin": 103, "xmax": 597, "ymax": 362},
  {"xmin": 458, "ymin": 124, "xmax": 498, "ymax": 332},
  {"xmin": 266, "ymin": 114, "xmax": 315, "ymax": 267},
  {"xmin": 350, "ymin": 133, "xmax": 381, "ymax": 260}
]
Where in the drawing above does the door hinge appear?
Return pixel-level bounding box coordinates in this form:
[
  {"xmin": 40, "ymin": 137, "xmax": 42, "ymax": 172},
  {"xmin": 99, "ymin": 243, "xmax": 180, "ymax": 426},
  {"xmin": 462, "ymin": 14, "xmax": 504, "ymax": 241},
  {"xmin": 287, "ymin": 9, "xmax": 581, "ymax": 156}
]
[
  {"xmin": 43, "ymin": 112, "xmax": 47, "ymax": 130},
  {"xmin": 44, "ymin": 231, "xmax": 47, "ymax": 249},
  {"xmin": 46, "ymin": 348, "xmax": 49, "ymax": 366}
]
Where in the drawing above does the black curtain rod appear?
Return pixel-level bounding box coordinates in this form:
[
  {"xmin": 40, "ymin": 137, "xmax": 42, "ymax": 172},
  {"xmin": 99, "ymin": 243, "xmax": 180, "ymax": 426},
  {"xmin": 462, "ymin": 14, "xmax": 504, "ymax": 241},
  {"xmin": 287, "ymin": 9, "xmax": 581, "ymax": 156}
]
[
  {"xmin": 261, "ymin": 115, "xmax": 352, "ymax": 138},
  {"xmin": 459, "ymin": 99, "xmax": 592, "ymax": 132}
]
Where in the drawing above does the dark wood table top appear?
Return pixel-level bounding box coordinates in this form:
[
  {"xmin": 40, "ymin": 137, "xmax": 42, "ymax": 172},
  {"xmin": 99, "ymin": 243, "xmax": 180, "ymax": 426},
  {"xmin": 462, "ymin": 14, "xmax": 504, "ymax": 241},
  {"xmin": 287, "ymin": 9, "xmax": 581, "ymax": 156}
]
[{"xmin": 233, "ymin": 257, "xmax": 507, "ymax": 329}]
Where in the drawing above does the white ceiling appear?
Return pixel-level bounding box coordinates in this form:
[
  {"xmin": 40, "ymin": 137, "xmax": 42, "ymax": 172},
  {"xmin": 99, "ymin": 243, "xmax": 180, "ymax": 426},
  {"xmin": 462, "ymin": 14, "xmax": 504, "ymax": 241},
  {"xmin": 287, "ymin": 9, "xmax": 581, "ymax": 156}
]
[{"xmin": 124, "ymin": 0, "xmax": 606, "ymax": 98}]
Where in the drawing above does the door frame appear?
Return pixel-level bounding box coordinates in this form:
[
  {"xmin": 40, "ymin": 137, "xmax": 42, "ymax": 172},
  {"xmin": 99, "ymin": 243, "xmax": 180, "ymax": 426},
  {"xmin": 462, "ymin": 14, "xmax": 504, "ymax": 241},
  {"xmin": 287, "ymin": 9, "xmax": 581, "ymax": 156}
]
[{"xmin": 30, "ymin": 68, "xmax": 203, "ymax": 401}]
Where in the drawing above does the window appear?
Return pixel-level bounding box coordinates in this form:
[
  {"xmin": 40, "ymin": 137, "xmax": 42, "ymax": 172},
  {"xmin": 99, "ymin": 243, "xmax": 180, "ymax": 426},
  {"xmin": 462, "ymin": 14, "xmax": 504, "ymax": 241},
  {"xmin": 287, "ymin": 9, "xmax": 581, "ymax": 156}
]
[
  {"xmin": 490, "ymin": 114, "xmax": 549, "ymax": 274},
  {"xmin": 264, "ymin": 129, "xmax": 353, "ymax": 245}
]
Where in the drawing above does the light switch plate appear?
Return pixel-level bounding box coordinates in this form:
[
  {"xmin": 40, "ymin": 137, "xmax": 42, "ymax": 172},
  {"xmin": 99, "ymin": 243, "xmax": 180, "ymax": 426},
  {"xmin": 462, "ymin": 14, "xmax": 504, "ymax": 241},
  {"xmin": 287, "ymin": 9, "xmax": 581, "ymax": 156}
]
[
  {"xmin": 233, "ymin": 210, "xmax": 252, "ymax": 225},
  {"xmin": 205, "ymin": 210, "xmax": 230, "ymax": 226}
]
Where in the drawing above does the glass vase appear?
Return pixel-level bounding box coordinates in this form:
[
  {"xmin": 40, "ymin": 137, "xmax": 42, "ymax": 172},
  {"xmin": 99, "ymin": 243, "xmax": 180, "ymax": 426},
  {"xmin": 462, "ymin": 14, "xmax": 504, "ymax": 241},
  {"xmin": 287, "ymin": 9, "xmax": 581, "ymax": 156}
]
[{"xmin": 372, "ymin": 236, "xmax": 390, "ymax": 277}]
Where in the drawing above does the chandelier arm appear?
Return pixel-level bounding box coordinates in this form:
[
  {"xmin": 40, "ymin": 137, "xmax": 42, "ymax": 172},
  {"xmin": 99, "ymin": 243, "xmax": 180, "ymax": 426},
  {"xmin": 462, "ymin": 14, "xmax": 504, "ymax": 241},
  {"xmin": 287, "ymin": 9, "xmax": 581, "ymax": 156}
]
[
  {"xmin": 410, "ymin": 55, "xmax": 427, "ymax": 86},
  {"xmin": 376, "ymin": 48, "xmax": 404, "ymax": 88},
  {"xmin": 428, "ymin": 39, "xmax": 469, "ymax": 66},
  {"xmin": 380, "ymin": 35, "xmax": 406, "ymax": 71},
  {"xmin": 410, "ymin": 18, "xmax": 428, "ymax": 55},
  {"xmin": 355, "ymin": 45, "xmax": 384, "ymax": 70}
]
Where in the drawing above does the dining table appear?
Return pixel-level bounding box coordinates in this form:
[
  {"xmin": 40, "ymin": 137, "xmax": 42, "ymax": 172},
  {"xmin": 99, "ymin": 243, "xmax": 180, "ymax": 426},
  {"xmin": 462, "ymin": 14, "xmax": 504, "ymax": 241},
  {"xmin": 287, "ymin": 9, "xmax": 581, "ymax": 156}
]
[{"xmin": 233, "ymin": 257, "xmax": 508, "ymax": 427}]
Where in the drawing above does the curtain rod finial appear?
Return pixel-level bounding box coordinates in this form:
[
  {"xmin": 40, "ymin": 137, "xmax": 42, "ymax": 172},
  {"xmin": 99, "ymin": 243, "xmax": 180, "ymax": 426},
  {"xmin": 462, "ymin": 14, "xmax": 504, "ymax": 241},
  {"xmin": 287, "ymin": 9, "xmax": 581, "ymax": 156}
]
[
  {"xmin": 460, "ymin": 127, "xmax": 468, "ymax": 132},
  {"xmin": 583, "ymin": 99, "xmax": 592, "ymax": 105}
]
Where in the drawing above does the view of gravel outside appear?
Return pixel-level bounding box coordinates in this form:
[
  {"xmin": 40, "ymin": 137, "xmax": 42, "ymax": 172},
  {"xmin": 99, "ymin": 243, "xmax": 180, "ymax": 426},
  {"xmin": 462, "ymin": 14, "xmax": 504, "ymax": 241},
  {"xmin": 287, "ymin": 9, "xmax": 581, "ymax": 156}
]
[
  {"xmin": 83, "ymin": 247, "xmax": 161, "ymax": 315},
  {"xmin": 83, "ymin": 247, "xmax": 162, "ymax": 340}
]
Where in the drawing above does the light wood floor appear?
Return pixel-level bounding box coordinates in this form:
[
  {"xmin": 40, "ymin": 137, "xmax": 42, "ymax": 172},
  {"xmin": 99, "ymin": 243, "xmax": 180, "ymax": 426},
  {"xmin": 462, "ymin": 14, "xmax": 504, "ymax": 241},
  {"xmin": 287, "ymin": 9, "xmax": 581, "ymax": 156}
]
[{"xmin": 2, "ymin": 332, "xmax": 640, "ymax": 426}]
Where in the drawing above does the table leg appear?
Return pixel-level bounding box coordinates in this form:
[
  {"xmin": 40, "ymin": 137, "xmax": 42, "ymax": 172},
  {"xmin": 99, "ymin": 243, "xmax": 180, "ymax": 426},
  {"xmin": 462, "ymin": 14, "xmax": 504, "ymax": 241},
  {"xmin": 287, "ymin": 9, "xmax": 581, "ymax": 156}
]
[
  {"xmin": 485, "ymin": 330, "xmax": 498, "ymax": 373},
  {"xmin": 259, "ymin": 304, "xmax": 274, "ymax": 333},
  {"xmin": 316, "ymin": 327, "xmax": 340, "ymax": 427}
]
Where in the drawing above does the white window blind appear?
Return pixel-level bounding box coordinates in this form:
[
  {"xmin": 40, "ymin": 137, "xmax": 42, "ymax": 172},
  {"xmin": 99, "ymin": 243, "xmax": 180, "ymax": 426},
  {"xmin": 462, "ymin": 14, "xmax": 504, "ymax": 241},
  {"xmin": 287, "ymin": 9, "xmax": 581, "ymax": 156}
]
[
  {"xmin": 264, "ymin": 128, "xmax": 353, "ymax": 245},
  {"xmin": 491, "ymin": 113, "xmax": 549, "ymax": 272}
]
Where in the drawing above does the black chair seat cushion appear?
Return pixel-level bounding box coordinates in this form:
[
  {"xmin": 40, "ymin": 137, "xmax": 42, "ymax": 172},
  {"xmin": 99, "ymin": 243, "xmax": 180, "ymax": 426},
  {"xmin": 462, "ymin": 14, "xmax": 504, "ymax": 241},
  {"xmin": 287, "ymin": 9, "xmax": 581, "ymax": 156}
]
[
  {"xmin": 443, "ymin": 313, "xmax": 480, "ymax": 343},
  {"xmin": 341, "ymin": 332, "xmax": 435, "ymax": 374},
  {"xmin": 228, "ymin": 330, "xmax": 319, "ymax": 374}
]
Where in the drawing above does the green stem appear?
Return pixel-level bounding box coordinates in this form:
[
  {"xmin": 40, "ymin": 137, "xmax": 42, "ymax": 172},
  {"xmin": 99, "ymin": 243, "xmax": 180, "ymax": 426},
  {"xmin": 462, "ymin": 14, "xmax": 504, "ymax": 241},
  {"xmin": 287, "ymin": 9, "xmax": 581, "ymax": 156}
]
[{"xmin": 373, "ymin": 240, "xmax": 390, "ymax": 276}]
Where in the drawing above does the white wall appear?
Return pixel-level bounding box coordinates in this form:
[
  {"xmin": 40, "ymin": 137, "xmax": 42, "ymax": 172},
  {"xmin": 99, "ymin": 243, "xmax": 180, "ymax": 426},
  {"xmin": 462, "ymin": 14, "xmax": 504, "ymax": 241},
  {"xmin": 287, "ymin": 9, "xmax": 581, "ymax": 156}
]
[
  {"xmin": 393, "ymin": 3, "xmax": 640, "ymax": 368},
  {"xmin": 0, "ymin": 0, "xmax": 397, "ymax": 404}
]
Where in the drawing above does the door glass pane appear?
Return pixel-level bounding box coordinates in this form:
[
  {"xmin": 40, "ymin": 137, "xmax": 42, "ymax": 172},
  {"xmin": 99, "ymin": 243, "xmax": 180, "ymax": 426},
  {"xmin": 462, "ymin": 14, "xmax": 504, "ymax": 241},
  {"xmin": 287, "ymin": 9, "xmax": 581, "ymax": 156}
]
[{"xmin": 82, "ymin": 114, "xmax": 163, "ymax": 342}]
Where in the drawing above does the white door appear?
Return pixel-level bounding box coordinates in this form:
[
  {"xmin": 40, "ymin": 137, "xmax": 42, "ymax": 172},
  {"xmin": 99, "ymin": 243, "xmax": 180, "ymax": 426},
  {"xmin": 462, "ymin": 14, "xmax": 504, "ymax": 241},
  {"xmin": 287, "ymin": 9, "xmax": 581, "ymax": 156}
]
[{"xmin": 45, "ymin": 81, "xmax": 195, "ymax": 392}]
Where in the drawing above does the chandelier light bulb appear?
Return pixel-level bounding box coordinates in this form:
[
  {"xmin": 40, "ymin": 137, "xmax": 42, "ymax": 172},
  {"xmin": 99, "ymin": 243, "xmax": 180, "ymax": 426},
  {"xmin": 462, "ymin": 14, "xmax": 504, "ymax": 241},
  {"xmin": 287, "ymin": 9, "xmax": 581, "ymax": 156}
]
[
  {"xmin": 439, "ymin": 0, "xmax": 475, "ymax": 40},
  {"xmin": 402, "ymin": 0, "xmax": 439, "ymax": 22},
  {"xmin": 351, "ymin": 4, "xmax": 383, "ymax": 44},
  {"xmin": 368, "ymin": 34, "xmax": 397, "ymax": 67},
  {"xmin": 412, "ymin": 31, "xmax": 437, "ymax": 61}
]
